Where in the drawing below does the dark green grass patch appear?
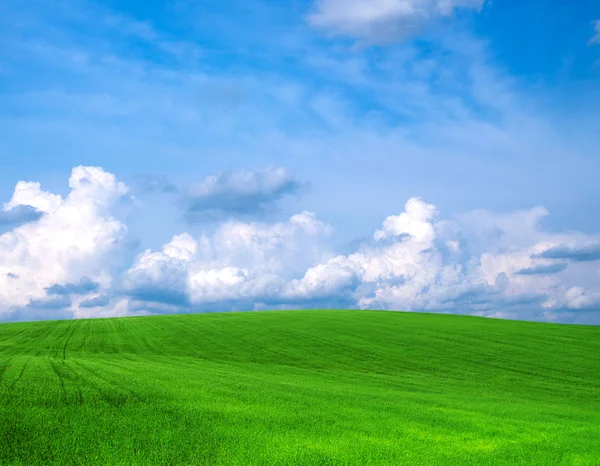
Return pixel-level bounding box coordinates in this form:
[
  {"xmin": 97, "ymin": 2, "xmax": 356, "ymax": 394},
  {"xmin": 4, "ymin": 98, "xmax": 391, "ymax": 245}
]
[{"xmin": 0, "ymin": 310, "xmax": 599, "ymax": 465}]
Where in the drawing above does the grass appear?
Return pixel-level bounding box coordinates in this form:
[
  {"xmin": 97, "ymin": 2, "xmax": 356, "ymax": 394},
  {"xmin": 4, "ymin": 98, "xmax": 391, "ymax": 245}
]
[{"xmin": 0, "ymin": 310, "xmax": 599, "ymax": 465}]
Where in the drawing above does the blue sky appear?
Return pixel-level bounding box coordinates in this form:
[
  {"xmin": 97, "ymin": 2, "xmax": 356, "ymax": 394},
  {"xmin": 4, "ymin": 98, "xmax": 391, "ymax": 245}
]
[{"xmin": 1, "ymin": 0, "xmax": 600, "ymax": 324}]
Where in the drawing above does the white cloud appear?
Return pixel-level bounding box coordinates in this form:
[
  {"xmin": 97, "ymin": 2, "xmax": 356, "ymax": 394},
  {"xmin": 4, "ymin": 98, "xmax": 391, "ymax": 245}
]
[
  {"xmin": 0, "ymin": 166, "xmax": 128, "ymax": 317},
  {"xmin": 374, "ymin": 197, "xmax": 438, "ymax": 242},
  {"xmin": 122, "ymin": 195, "xmax": 600, "ymax": 324},
  {"xmin": 1, "ymin": 167, "xmax": 599, "ymax": 325},
  {"xmin": 124, "ymin": 211, "xmax": 334, "ymax": 307},
  {"xmin": 5, "ymin": 181, "xmax": 62, "ymax": 213},
  {"xmin": 308, "ymin": 0, "xmax": 485, "ymax": 42},
  {"xmin": 285, "ymin": 198, "xmax": 468, "ymax": 309},
  {"xmin": 286, "ymin": 198, "xmax": 600, "ymax": 323}
]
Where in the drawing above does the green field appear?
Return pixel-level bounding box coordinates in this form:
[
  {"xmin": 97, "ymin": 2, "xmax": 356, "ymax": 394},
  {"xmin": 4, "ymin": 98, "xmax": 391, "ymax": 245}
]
[{"xmin": 0, "ymin": 310, "xmax": 598, "ymax": 465}]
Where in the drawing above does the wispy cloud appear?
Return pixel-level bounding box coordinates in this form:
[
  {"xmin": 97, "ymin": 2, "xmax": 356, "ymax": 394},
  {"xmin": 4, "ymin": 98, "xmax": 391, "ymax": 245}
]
[
  {"xmin": 135, "ymin": 175, "xmax": 179, "ymax": 195},
  {"xmin": 308, "ymin": 0, "xmax": 485, "ymax": 43},
  {"xmin": 589, "ymin": 20, "xmax": 600, "ymax": 45}
]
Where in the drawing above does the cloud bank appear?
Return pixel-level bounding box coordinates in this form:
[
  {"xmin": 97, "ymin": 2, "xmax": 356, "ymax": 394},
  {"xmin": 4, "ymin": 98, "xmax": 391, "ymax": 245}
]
[
  {"xmin": 1, "ymin": 166, "xmax": 599, "ymax": 324},
  {"xmin": 124, "ymin": 211, "xmax": 333, "ymax": 310}
]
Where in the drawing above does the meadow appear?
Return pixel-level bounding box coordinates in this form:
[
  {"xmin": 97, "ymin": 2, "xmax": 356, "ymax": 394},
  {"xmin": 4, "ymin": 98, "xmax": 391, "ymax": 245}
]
[{"xmin": 0, "ymin": 310, "xmax": 598, "ymax": 465}]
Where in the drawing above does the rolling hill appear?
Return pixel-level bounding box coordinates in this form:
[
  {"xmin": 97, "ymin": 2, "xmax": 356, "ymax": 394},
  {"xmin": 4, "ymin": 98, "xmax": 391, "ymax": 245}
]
[{"xmin": 0, "ymin": 310, "xmax": 598, "ymax": 465}]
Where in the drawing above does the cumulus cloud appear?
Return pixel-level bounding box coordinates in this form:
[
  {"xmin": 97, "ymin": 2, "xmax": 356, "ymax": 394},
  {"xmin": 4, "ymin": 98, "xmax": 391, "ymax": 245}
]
[
  {"xmin": 123, "ymin": 233, "xmax": 197, "ymax": 306},
  {"xmin": 120, "ymin": 195, "xmax": 600, "ymax": 323},
  {"xmin": 285, "ymin": 198, "xmax": 470, "ymax": 310},
  {"xmin": 0, "ymin": 166, "xmax": 129, "ymax": 318},
  {"xmin": 124, "ymin": 212, "xmax": 333, "ymax": 308},
  {"xmin": 308, "ymin": 0, "xmax": 485, "ymax": 42},
  {"xmin": 285, "ymin": 198, "xmax": 600, "ymax": 323},
  {"xmin": 1, "ymin": 166, "xmax": 599, "ymax": 325},
  {"xmin": 182, "ymin": 167, "xmax": 301, "ymax": 222}
]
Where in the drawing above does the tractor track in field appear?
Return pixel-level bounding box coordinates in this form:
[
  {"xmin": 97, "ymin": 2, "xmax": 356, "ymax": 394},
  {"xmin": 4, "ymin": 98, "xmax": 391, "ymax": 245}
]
[
  {"xmin": 62, "ymin": 320, "xmax": 79, "ymax": 360},
  {"xmin": 0, "ymin": 357, "xmax": 14, "ymax": 387},
  {"xmin": 0, "ymin": 326, "xmax": 30, "ymax": 344},
  {"xmin": 47, "ymin": 320, "xmax": 76, "ymax": 359},
  {"xmin": 81, "ymin": 319, "xmax": 91, "ymax": 353},
  {"xmin": 45, "ymin": 321, "xmax": 87, "ymax": 403},
  {"xmin": 49, "ymin": 358, "xmax": 67, "ymax": 402},
  {"xmin": 8, "ymin": 359, "xmax": 29, "ymax": 392},
  {"xmin": 70, "ymin": 359, "xmax": 140, "ymax": 407},
  {"xmin": 90, "ymin": 318, "xmax": 96, "ymax": 353},
  {"xmin": 1, "ymin": 324, "xmax": 53, "ymax": 391},
  {"xmin": 49, "ymin": 359, "xmax": 84, "ymax": 405},
  {"xmin": 5, "ymin": 350, "xmax": 42, "ymax": 393}
]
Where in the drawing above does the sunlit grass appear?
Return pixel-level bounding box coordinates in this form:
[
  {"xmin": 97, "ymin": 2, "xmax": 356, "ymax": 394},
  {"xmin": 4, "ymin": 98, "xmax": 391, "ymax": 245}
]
[{"xmin": 0, "ymin": 310, "xmax": 598, "ymax": 465}]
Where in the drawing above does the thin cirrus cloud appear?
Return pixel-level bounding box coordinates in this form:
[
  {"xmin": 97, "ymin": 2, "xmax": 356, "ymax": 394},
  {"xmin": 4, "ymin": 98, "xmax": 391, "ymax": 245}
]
[
  {"xmin": 308, "ymin": 0, "xmax": 486, "ymax": 42},
  {"xmin": 590, "ymin": 20, "xmax": 600, "ymax": 45},
  {"xmin": 181, "ymin": 167, "xmax": 303, "ymax": 222},
  {"xmin": 136, "ymin": 174, "xmax": 179, "ymax": 195}
]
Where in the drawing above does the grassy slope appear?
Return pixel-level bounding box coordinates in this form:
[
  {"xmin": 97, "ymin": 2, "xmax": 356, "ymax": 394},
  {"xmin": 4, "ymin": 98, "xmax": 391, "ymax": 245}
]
[{"xmin": 0, "ymin": 310, "xmax": 598, "ymax": 465}]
